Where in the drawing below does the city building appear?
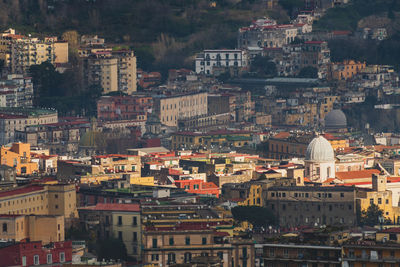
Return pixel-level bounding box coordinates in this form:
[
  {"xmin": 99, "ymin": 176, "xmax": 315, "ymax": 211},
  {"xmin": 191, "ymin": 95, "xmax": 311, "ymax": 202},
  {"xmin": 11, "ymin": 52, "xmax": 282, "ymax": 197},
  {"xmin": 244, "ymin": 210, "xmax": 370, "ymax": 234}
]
[
  {"xmin": 0, "ymin": 214, "xmax": 64, "ymax": 244},
  {"xmin": 195, "ymin": 49, "xmax": 249, "ymax": 76},
  {"xmin": 0, "ymin": 28, "xmax": 68, "ymax": 74},
  {"xmin": 153, "ymin": 92, "xmax": 208, "ymax": 127},
  {"xmin": 328, "ymin": 60, "xmax": 366, "ymax": 80},
  {"xmin": 143, "ymin": 223, "xmax": 254, "ymax": 267},
  {"xmin": 305, "ymin": 135, "xmax": 336, "ymax": 183},
  {"xmin": 0, "ymin": 74, "xmax": 33, "ymax": 108},
  {"xmin": 0, "ymin": 240, "xmax": 72, "ymax": 266},
  {"xmin": 260, "ymin": 243, "xmax": 341, "ymax": 267},
  {"xmin": 0, "ymin": 142, "xmax": 38, "ymax": 175},
  {"xmin": 78, "ymin": 203, "xmax": 142, "ymax": 260},
  {"xmin": 81, "ymin": 49, "xmax": 137, "ymax": 94},
  {"xmin": 0, "ymin": 107, "xmax": 58, "ymax": 145},
  {"xmin": 0, "ymin": 184, "xmax": 78, "ymax": 221},
  {"xmin": 96, "ymin": 95, "xmax": 152, "ymax": 121},
  {"xmin": 265, "ymin": 186, "xmax": 358, "ymax": 227}
]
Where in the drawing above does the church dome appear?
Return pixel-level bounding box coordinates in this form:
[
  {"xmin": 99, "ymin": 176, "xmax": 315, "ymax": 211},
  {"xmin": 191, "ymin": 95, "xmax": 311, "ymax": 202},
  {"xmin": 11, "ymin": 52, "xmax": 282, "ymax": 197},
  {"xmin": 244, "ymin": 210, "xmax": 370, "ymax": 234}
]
[
  {"xmin": 325, "ymin": 109, "xmax": 347, "ymax": 129},
  {"xmin": 305, "ymin": 135, "xmax": 334, "ymax": 162}
]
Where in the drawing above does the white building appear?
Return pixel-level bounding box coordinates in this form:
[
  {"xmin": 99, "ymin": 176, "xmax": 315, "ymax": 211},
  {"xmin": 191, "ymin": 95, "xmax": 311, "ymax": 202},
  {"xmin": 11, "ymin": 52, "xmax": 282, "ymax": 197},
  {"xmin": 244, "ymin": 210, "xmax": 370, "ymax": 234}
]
[
  {"xmin": 195, "ymin": 49, "xmax": 248, "ymax": 75},
  {"xmin": 305, "ymin": 135, "xmax": 336, "ymax": 183},
  {"xmin": 0, "ymin": 74, "xmax": 33, "ymax": 107}
]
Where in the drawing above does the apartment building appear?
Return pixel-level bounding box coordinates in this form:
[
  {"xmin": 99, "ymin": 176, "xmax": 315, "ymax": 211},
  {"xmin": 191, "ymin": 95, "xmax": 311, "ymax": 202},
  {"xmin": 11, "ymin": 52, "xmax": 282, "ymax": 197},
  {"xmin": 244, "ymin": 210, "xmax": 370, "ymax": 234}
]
[
  {"xmin": 143, "ymin": 223, "xmax": 255, "ymax": 267},
  {"xmin": 153, "ymin": 92, "xmax": 208, "ymax": 127},
  {"xmin": 195, "ymin": 49, "xmax": 248, "ymax": 76},
  {"xmin": 328, "ymin": 60, "xmax": 366, "ymax": 81},
  {"xmin": 0, "ymin": 107, "xmax": 58, "ymax": 145},
  {"xmin": 171, "ymin": 130, "xmax": 253, "ymax": 150},
  {"xmin": 0, "ymin": 214, "xmax": 64, "ymax": 244},
  {"xmin": 0, "ymin": 74, "xmax": 33, "ymax": 107},
  {"xmin": 78, "ymin": 203, "xmax": 142, "ymax": 260},
  {"xmin": 0, "ymin": 184, "xmax": 78, "ymax": 220},
  {"xmin": 0, "ymin": 142, "xmax": 38, "ymax": 175},
  {"xmin": 265, "ymin": 186, "xmax": 358, "ymax": 227},
  {"xmin": 0, "ymin": 29, "xmax": 68, "ymax": 74},
  {"xmin": 0, "ymin": 240, "xmax": 72, "ymax": 267},
  {"xmin": 97, "ymin": 95, "xmax": 152, "ymax": 121},
  {"xmin": 81, "ymin": 49, "xmax": 137, "ymax": 94},
  {"xmin": 260, "ymin": 243, "xmax": 341, "ymax": 267}
]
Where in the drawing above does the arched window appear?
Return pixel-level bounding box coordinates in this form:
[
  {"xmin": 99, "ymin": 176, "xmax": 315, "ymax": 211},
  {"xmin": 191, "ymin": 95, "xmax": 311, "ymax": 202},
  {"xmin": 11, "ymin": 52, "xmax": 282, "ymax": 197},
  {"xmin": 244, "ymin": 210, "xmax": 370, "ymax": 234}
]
[{"xmin": 184, "ymin": 252, "xmax": 192, "ymax": 263}]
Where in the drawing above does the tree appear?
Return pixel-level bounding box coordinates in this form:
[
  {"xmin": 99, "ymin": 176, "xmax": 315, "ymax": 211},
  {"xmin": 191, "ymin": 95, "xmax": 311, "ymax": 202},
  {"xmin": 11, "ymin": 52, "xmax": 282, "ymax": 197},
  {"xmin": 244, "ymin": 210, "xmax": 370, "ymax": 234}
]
[
  {"xmin": 298, "ymin": 66, "xmax": 318, "ymax": 78},
  {"xmin": 250, "ymin": 55, "xmax": 277, "ymax": 78},
  {"xmin": 96, "ymin": 238, "xmax": 128, "ymax": 261},
  {"xmin": 360, "ymin": 203, "xmax": 384, "ymax": 226},
  {"xmin": 231, "ymin": 206, "xmax": 276, "ymax": 227}
]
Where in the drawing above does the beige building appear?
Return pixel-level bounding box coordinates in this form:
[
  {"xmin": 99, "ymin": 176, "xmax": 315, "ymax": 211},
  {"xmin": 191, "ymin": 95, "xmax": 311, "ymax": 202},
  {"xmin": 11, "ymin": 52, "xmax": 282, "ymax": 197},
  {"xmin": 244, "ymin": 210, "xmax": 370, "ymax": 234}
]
[
  {"xmin": 153, "ymin": 92, "xmax": 208, "ymax": 127},
  {"xmin": 0, "ymin": 214, "xmax": 64, "ymax": 244},
  {"xmin": 0, "ymin": 29, "xmax": 69, "ymax": 73},
  {"xmin": 143, "ymin": 225, "xmax": 255, "ymax": 267},
  {"xmin": 0, "ymin": 184, "xmax": 78, "ymax": 221},
  {"xmin": 78, "ymin": 203, "xmax": 142, "ymax": 261},
  {"xmin": 82, "ymin": 49, "xmax": 137, "ymax": 94},
  {"xmin": 0, "ymin": 107, "xmax": 58, "ymax": 145}
]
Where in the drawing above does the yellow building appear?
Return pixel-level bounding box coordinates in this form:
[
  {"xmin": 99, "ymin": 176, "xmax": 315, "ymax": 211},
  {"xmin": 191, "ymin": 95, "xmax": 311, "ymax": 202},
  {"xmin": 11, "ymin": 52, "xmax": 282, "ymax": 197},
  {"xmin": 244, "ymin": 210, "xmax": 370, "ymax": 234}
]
[
  {"xmin": 342, "ymin": 243, "xmax": 400, "ymax": 267},
  {"xmin": 357, "ymin": 174, "xmax": 400, "ymax": 223},
  {"xmin": 128, "ymin": 175, "xmax": 154, "ymax": 186},
  {"xmin": 0, "ymin": 214, "xmax": 64, "ymax": 244},
  {"xmin": 238, "ymin": 184, "xmax": 263, "ymax": 206},
  {"xmin": 328, "ymin": 60, "xmax": 366, "ymax": 80},
  {"xmin": 0, "ymin": 142, "xmax": 38, "ymax": 175},
  {"xmin": 0, "ymin": 184, "xmax": 78, "ymax": 220},
  {"xmin": 92, "ymin": 154, "xmax": 141, "ymax": 175}
]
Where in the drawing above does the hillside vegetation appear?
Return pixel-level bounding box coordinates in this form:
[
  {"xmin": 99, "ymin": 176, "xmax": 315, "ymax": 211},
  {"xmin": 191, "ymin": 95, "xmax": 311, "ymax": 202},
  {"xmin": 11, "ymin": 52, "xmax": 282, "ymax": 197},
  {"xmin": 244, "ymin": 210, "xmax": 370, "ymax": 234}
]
[{"xmin": 0, "ymin": 0, "xmax": 284, "ymax": 72}]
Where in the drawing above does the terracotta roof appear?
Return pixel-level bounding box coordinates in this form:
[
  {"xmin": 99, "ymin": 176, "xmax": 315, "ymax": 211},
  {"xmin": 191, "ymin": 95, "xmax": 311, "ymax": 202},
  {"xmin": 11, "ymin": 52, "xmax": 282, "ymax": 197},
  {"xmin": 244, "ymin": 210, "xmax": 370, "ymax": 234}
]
[
  {"xmin": 80, "ymin": 203, "xmax": 140, "ymax": 212},
  {"xmin": 335, "ymin": 169, "xmax": 380, "ymax": 180},
  {"xmin": 380, "ymin": 228, "xmax": 400, "ymax": 233},
  {"xmin": 273, "ymin": 132, "xmax": 290, "ymax": 139},
  {"xmin": 0, "ymin": 185, "xmax": 45, "ymax": 198}
]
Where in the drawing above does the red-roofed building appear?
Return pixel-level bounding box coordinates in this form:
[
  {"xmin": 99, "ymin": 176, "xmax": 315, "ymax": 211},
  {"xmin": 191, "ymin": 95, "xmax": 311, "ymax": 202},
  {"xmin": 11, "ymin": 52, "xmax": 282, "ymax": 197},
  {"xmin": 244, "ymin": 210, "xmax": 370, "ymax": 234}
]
[
  {"xmin": 175, "ymin": 179, "xmax": 219, "ymax": 198},
  {"xmin": 0, "ymin": 240, "xmax": 72, "ymax": 267}
]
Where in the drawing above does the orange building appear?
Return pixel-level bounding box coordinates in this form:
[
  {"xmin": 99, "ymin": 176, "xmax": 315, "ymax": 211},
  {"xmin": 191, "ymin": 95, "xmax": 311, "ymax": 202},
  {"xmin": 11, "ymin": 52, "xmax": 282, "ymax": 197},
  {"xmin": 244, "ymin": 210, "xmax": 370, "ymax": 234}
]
[
  {"xmin": 328, "ymin": 60, "xmax": 366, "ymax": 80},
  {"xmin": 0, "ymin": 143, "xmax": 38, "ymax": 175},
  {"xmin": 175, "ymin": 179, "xmax": 220, "ymax": 198}
]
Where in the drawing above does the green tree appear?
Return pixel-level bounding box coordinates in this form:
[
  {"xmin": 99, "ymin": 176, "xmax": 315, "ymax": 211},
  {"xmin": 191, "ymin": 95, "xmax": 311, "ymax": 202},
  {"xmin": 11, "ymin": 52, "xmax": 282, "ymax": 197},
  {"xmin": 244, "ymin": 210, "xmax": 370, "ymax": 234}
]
[
  {"xmin": 360, "ymin": 203, "xmax": 384, "ymax": 226},
  {"xmin": 231, "ymin": 206, "xmax": 276, "ymax": 227},
  {"xmin": 298, "ymin": 66, "xmax": 318, "ymax": 78},
  {"xmin": 96, "ymin": 238, "xmax": 128, "ymax": 261}
]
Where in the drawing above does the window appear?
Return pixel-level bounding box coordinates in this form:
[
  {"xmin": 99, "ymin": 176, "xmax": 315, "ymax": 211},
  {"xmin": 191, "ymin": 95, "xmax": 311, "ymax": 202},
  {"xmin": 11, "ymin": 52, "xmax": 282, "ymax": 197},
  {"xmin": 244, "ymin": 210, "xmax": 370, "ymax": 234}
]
[
  {"xmin": 168, "ymin": 253, "xmax": 176, "ymax": 264},
  {"xmin": 184, "ymin": 252, "xmax": 192, "ymax": 263},
  {"xmin": 2, "ymin": 223, "xmax": 7, "ymax": 232},
  {"xmin": 283, "ymin": 249, "xmax": 289, "ymax": 258},
  {"xmin": 270, "ymin": 248, "xmax": 275, "ymax": 257},
  {"xmin": 151, "ymin": 254, "xmax": 159, "ymax": 261},
  {"xmin": 22, "ymin": 256, "xmax": 27, "ymax": 266},
  {"xmin": 34, "ymin": 255, "xmax": 39, "ymax": 265},
  {"xmin": 118, "ymin": 231, "xmax": 123, "ymax": 240},
  {"xmin": 60, "ymin": 252, "xmax": 65, "ymax": 263},
  {"xmin": 132, "ymin": 216, "xmax": 137, "ymax": 226},
  {"xmin": 133, "ymin": 232, "xmax": 137, "ymax": 242},
  {"xmin": 118, "ymin": 216, "xmax": 122, "ymax": 225},
  {"xmin": 47, "ymin": 254, "xmax": 52, "ymax": 264},
  {"xmin": 202, "ymin": 237, "xmax": 207, "ymax": 245},
  {"xmin": 370, "ymin": 198, "xmax": 374, "ymax": 204},
  {"xmin": 217, "ymin": 252, "xmax": 224, "ymax": 260},
  {"xmin": 378, "ymin": 198, "xmax": 382, "ymax": 204},
  {"xmin": 152, "ymin": 238, "xmax": 157, "ymax": 248},
  {"xmin": 169, "ymin": 237, "xmax": 174, "ymax": 245},
  {"xmin": 340, "ymin": 193, "xmax": 344, "ymax": 198},
  {"xmin": 185, "ymin": 237, "xmax": 190, "ymax": 245}
]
